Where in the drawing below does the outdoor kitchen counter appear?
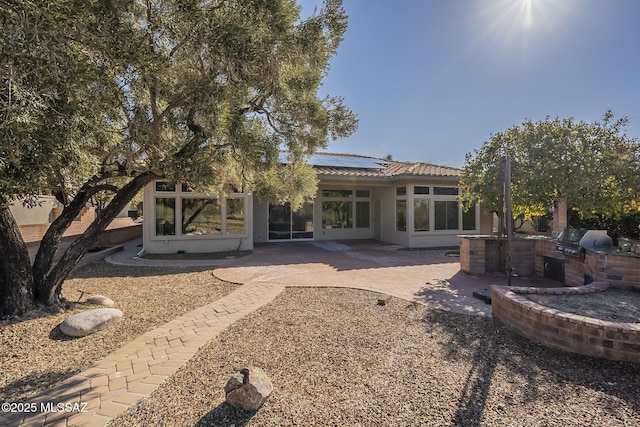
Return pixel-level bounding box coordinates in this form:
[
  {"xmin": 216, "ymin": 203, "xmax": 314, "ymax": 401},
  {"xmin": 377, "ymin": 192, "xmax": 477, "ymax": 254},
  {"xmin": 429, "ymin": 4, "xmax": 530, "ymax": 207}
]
[
  {"xmin": 459, "ymin": 234, "xmax": 552, "ymax": 240},
  {"xmin": 461, "ymin": 234, "xmax": 640, "ymax": 289},
  {"xmin": 460, "ymin": 234, "xmax": 551, "ymax": 277}
]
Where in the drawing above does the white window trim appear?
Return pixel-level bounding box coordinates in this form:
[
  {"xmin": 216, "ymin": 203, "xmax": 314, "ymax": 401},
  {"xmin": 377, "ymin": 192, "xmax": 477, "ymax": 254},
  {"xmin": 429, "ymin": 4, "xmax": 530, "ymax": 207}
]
[
  {"xmin": 408, "ymin": 185, "xmax": 479, "ymax": 235},
  {"xmin": 151, "ymin": 182, "xmax": 248, "ymax": 240},
  {"xmin": 320, "ymin": 187, "xmax": 372, "ymax": 230}
]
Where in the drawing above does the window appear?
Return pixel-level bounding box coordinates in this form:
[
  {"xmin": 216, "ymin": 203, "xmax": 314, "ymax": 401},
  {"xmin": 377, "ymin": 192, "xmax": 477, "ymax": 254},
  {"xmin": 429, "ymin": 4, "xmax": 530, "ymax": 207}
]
[
  {"xmin": 433, "ymin": 187, "xmax": 459, "ymax": 196},
  {"xmin": 321, "ymin": 188, "xmax": 370, "ymax": 229},
  {"xmin": 396, "ymin": 187, "xmax": 406, "ymax": 196},
  {"xmin": 155, "ymin": 182, "xmax": 176, "ymax": 192},
  {"xmin": 181, "ymin": 198, "xmax": 221, "ymax": 235},
  {"xmin": 322, "ymin": 189, "xmax": 352, "ymax": 198},
  {"xmin": 413, "ymin": 199, "xmax": 430, "ymax": 232},
  {"xmin": 155, "ymin": 198, "xmax": 176, "ymax": 236},
  {"xmin": 269, "ymin": 203, "xmax": 292, "ymax": 239},
  {"xmin": 414, "ymin": 186, "xmax": 430, "ymax": 195},
  {"xmin": 291, "ymin": 202, "xmax": 314, "ymax": 239},
  {"xmin": 396, "ymin": 200, "xmax": 407, "ymax": 231},
  {"xmin": 356, "ymin": 201, "xmax": 370, "ymax": 228},
  {"xmin": 462, "ymin": 205, "xmax": 476, "ymax": 231},
  {"xmin": 434, "ymin": 201, "xmax": 459, "ymax": 230},
  {"xmin": 226, "ymin": 198, "xmax": 245, "ymax": 234},
  {"xmin": 322, "ymin": 201, "xmax": 352, "ymax": 228},
  {"xmin": 269, "ymin": 202, "xmax": 313, "ymax": 239},
  {"xmin": 152, "ymin": 181, "xmax": 248, "ymax": 239}
]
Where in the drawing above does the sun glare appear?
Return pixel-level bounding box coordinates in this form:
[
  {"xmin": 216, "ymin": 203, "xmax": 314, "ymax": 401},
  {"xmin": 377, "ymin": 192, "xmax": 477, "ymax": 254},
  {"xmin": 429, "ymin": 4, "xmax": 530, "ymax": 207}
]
[
  {"xmin": 468, "ymin": 0, "xmax": 577, "ymax": 56},
  {"xmin": 521, "ymin": 0, "xmax": 534, "ymax": 30}
]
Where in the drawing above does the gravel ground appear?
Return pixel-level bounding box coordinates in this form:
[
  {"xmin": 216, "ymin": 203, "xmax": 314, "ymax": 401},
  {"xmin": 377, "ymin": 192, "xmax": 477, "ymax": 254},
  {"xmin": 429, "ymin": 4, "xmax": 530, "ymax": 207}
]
[
  {"xmin": 3, "ymin": 261, "xmax": 640, "ymax": 426},
  {"xmin": 0, "ymin": 261, "xmax": 237, "ymax": 402},
  {"xmin": 110, "ymin": 287, "xmax": 640, "ymax": 427},
  {"xmin": 527, "ymin": 288, "xmax": 640, "ymax": 323}
]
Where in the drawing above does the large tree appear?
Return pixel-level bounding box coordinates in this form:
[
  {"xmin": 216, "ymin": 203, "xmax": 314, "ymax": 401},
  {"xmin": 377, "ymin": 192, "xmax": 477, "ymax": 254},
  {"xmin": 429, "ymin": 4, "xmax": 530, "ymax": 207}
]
[
  {"xmin": 460, "ymin": 112, "xmax": 640, "ymax": 223},
  {"xmin": 0, "ymin": 0, "xmax": 357, "ymax": 317}
]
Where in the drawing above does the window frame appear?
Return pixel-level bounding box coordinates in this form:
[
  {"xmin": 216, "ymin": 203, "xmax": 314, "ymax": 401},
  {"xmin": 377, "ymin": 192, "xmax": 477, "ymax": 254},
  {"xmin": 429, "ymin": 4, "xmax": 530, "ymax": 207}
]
[
  {"xmin": 151, "ymin": 181, "xmax": 247, "ymax": 240},
  {"xmin": 320, "ymin": 188, "xmax": 371, "ymax": 230},
  {"xmin": 409, "ymin": 184, "xmax": 478, "ymax": 234},
  {"xmin": 413, "ymin": 198, "xmax": 430, "ymax": 232}
]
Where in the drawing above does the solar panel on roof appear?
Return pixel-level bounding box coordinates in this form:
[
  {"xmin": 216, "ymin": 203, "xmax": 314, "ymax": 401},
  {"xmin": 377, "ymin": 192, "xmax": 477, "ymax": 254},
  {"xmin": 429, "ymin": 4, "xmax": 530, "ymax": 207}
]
[
  {"xmin": 278, "ymin": 152, "xmax": 387, "ymax": 169},
  {"xmin": 308, "ymin": 154, "xmax": 386, "ymax": 169}
]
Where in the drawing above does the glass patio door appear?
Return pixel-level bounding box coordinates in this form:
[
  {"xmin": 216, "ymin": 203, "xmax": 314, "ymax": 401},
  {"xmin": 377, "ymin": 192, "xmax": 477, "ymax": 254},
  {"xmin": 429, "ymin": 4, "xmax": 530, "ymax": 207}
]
[{"xmin": 268, "ymin": 202, "xmax": 314, "ymax": 240}]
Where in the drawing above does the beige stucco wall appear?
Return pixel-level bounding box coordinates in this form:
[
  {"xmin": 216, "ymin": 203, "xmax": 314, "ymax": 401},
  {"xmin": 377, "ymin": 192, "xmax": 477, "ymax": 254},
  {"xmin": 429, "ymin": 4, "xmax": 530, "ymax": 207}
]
[
  {"xmin": 9, "ymin": 196, "xmax": 58, "ymax": 226},
  {"xmin": 252, "ymin": 200, "xmax": 270, "ymax": 242}
]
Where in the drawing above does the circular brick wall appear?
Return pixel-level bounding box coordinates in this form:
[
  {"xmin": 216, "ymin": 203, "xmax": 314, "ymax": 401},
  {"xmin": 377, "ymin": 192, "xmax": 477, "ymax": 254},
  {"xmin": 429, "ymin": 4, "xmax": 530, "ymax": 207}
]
[{"xmin": 491, "ymin": 282, "xmax": 640, "ymax": 363}]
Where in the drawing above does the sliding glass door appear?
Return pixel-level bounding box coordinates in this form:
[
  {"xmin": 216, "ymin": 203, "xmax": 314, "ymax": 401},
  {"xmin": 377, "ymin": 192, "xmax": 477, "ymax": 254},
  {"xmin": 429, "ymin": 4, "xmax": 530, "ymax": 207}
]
[{"xmin": 268, "ymin": 202, "xmax": 313, "ymax": 240}]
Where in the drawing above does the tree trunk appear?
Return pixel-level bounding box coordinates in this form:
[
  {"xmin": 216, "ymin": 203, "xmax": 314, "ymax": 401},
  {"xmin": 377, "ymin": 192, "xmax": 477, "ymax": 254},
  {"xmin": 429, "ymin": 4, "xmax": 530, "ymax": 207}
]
[
  {"xmin": 0, "ymin": 199, "xmax": 34, "ymax": 317},
  {"xmin": 35, "ymin": 172, "xmax": 159, "ymax": 305},
  {"xmin": 32, "ymin": 177, "xmax": 102, "ymax": 305}
]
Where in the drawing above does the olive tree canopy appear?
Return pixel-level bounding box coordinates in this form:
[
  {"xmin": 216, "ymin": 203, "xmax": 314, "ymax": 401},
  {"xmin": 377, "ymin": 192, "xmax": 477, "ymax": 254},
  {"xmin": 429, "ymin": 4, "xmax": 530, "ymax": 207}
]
[
  {"xmin": 459, "ymin": 112, "xmax": 640, "ymax": 221},
  {"xmin": 0, "ymin": 0, "xmax": 357, "ymax": 317}
]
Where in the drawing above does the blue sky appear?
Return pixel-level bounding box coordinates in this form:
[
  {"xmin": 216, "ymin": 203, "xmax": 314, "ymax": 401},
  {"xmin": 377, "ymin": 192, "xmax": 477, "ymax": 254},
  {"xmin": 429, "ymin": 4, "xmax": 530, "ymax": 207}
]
[{"xmin": 299, "ymin": 0, "xmax": 640, "ymax": 167}]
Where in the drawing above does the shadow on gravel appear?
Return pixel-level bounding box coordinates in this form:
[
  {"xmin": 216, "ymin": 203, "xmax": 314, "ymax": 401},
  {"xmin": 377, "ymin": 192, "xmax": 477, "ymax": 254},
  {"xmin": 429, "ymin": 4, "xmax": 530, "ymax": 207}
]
[
  {"xmin": 422, "ymin": 309, "xmax": 640, "ymax": 425},
  {"xmin": 422, "ymin": 310, "xmax": 503, "ymax": 426},
  {"xmin": 195, "ymin": 402, "xmax": 256, "ymax": 427},
  {"xmin": 0, "ymin": 369, "xmax": 79, "ymax": 402},
  {"xmin": 69, "ymin": 260, "xmax": 214, "ymax": 279},
  {"xmin": 48, "ymin": 324, "xmax": 76, "ymax": 341}
]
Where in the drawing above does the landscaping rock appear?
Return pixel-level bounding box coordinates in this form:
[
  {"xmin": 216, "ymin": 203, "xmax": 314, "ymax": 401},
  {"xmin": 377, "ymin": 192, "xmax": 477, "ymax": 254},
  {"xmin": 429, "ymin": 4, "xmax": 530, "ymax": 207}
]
[
  {"xmin": 224, "ymin": 367, "xmax": 273, "ymax": 411},
  {"xmin": 60, "ymin": 308, "xmax": 123, "ymax": 337},
  {"xmin": 86, "ymin": 295, "xmax": 115, "ymax": 307}
]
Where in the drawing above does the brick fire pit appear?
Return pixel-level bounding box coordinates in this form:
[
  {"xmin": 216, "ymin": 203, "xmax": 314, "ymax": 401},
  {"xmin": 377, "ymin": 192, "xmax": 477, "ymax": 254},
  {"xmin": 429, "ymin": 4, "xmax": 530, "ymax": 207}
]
[{"xmin": 491, "ymin": 282, "xmax": 640, "ymax": 363}]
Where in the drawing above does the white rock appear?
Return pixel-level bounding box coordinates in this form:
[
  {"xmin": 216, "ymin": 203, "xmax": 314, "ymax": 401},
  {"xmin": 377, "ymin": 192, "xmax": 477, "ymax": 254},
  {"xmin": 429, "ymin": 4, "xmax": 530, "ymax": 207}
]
[
  {"xmin": 224, "ymin": 367, "xmax": 273, "ymax": 411},
  {"xmin": 60, "ymin": 308, "xmax": 123, "ymax": 337},
  {"xmin": 86, "ymin": 295, "xmax": 115, "ymax": 307}
]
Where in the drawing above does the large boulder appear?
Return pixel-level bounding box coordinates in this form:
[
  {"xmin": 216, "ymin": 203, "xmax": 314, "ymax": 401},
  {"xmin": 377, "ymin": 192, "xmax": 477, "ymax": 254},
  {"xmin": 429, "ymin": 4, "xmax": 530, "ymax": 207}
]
[
  {"xmin": 60, "ymin": 308, "xmax": 123, "ymax": 337},
  {"xmin": 224, "ymin": 367, "xmax": 273, "ymax": 411}
]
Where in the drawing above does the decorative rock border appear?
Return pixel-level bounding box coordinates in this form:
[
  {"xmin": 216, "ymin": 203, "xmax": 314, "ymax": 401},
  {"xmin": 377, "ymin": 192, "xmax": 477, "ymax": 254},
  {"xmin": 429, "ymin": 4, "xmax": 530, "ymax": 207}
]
[{"xmin": 491, "ymin": 282, "xmax": 640, "ymax": 363}]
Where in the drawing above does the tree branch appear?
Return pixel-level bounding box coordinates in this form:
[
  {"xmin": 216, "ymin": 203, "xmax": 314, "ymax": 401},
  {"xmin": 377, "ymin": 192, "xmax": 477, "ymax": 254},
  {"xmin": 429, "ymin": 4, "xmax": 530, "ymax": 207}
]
[
  {"xmin": 42, "ymin": 171, "xmax": 162, "ymax": 303},
  {"xmin": 158, "ymin": 95, "xmax": 188, "ymax": 123}
]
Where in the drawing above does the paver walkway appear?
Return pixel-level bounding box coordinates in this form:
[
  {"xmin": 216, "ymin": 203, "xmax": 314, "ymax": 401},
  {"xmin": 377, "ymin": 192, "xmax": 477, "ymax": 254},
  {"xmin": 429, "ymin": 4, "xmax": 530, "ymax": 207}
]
[
  {"xmin": 2, "ymin": 239, "xmax": 559, "ymax": 426},
  {"xmin": 0, "ymin": 282, "xmax": 284, "ymax": 427}
]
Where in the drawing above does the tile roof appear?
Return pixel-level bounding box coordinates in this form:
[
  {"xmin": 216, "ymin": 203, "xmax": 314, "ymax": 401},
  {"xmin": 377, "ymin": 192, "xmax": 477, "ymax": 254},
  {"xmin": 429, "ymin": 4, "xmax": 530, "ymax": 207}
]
[
  {"xmin": 310, "ymin": 154, "xmax": 460, "ymax": 179},
  {"xmin": 383, "ymin": 161, "xmax": 461, "ymax": 178}
]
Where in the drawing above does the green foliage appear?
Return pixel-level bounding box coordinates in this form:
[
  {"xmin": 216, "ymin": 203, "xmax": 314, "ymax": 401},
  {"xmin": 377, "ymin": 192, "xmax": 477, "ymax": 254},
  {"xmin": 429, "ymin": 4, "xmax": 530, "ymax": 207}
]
[
  {"xmin": 0, "ymin": 0, "xmax": 357, "ymax": 314},
  {"xmin": 460, "ymin": 112, "xmax": 640, "ymax": 223},
  {"xmin": 569, "ymin": 211, "xmax": 640, "ymax": 242},
  {"xmin": 255, "ymin": 154, "xmax": 319, "ymax": 211},
  {"xmin": 0, "ymin": 0, "xmax": 117, "ymax": 204},
  {"xmin": 1, "ymin": 0, "xmax": 357, "ymax": 205}
]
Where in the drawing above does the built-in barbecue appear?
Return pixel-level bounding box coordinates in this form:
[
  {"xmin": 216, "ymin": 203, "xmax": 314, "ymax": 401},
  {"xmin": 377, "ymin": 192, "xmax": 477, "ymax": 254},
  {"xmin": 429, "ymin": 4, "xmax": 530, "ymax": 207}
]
[{"xmin": 555, "ymin": 228, "xmax": 613, "ymax": 259}]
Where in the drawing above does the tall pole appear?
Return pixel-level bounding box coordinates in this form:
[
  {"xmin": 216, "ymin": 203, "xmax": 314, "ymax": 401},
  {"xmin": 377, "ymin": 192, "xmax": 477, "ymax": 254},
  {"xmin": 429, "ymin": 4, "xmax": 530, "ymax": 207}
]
[{"xmin": 502, "ymin": 155, "xmax": 513, "ymax": 286}]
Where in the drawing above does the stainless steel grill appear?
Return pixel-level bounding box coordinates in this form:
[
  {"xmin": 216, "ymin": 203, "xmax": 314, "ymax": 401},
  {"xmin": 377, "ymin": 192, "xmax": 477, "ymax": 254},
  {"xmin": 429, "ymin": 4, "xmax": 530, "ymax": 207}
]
[{"xmin": 555, "ymin": 228, "xmax": 613, "ymax": 258}]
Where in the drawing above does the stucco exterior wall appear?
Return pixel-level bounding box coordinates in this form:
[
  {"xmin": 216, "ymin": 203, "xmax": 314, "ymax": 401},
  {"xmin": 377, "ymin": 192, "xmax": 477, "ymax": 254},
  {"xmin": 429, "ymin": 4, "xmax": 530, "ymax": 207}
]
[
  {"xmin": 10, "ymin": 196, "xmax": 58, "ymax": 226},
  {"xmin": 252, "ymin": 201, "xmax": 269, "ymax": 243},
  {"xmin": 378, "ymin": 185, "xmax": 409, "ymax": 247}
]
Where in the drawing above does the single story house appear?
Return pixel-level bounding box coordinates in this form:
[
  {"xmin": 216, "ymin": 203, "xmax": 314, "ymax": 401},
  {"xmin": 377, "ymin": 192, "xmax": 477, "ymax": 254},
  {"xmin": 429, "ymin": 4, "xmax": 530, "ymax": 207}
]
[{"xmin": 142, "ymin": 153, "xmax": 493, "ymax": 254}]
